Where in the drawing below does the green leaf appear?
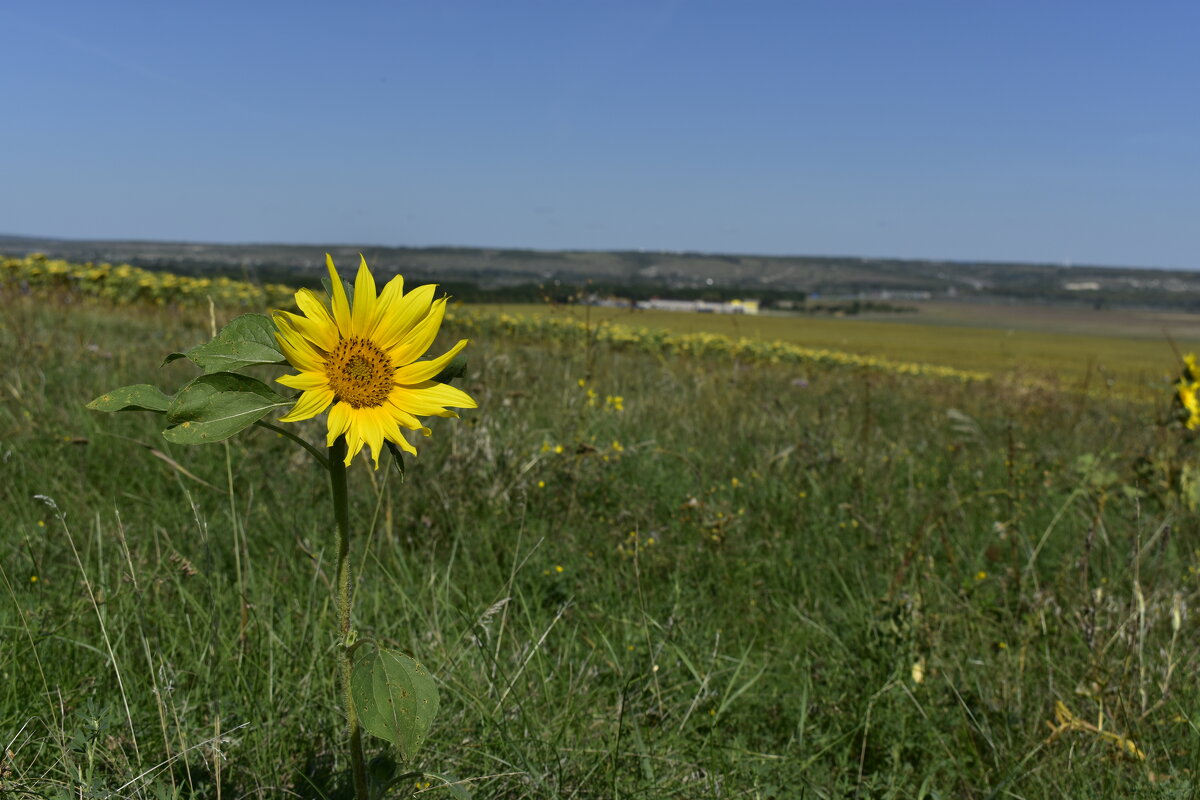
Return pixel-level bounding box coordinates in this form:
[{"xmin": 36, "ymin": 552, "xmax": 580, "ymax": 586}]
[
  {"xmin": 163, "ymin": 372, "xmax": 292, "ymax": 444},
  {"xmin": 87, "ymin": 384, "xmax": 172, "ymax": 413},
  {"xmin": 384, "ymin": 440, "xmax": 407, "ymax": 478},
  {"xmin": 351, "ymin": 647, "xmax": 439, "ymax": 762},
  {"xmin": 169, "ymin": 313, "xmax": 286, "ymax": 373},
  {"xmin": 321, "ymin": 274, "xmax": 354, "ymax": 307},
  {"xmin": 432, "ymin": 354, "xmax": 468, "ymax": 385}
]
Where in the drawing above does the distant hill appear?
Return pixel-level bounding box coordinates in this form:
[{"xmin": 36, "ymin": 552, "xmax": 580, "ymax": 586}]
[{"xmin": 3, "ymin": 233, "xmax": 1199, "ymax": 310}]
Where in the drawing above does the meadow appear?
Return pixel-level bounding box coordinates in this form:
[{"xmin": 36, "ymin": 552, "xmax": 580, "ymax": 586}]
[{"xmin": 2, "ymin": 259, "xmax": 1200, "ymax": 798}]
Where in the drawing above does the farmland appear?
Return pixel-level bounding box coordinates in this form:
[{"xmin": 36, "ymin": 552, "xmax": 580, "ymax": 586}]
[
  {"xmin": 2, "ymin": 259, "xmax": 1199, "ymax": 797},
  {"xmin": 472, "ymin": 301, "xmax": 1200, "ymax": 399}
]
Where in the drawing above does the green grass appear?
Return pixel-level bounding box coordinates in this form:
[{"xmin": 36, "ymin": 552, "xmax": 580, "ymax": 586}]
[{"xmin": 3, "ymin": 293, "xmax": 1200, "ymax": 798}]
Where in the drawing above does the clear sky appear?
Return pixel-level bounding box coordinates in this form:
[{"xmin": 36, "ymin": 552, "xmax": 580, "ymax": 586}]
[{"xmin": 4, "ymin": 1, "xmax": 1197, "ymax": 268}]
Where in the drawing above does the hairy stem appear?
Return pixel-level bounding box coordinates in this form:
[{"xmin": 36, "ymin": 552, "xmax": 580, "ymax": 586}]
[
  {"xmin": 329, "ymin": 436, "xmax": 368, "ymax": 800},
  {"xmin": 255, "ymin": 420, "xmax": 330, "ymax": 470}
]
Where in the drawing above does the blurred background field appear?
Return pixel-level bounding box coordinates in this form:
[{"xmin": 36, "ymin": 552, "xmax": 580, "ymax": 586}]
[
  {"xmin": 2, "ymin": 275, "xmax": 1199, "ymax": 798},
  {"xmin": 473, "ymin": 301, "xmax": 1200, "ymax": 399}
]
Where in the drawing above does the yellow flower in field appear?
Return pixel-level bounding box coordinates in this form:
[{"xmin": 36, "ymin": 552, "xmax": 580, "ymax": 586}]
[
  {"xmin": 1180, "ymin": 381, "xmax": 1200, "ymax": 431},
  {"xmin": 273, "ymin": 254, "xmax": 476, "ymax": 467},
  {"xmin": 1177, "ymin": 354, "xmax": 1200, "ymax": 430}
]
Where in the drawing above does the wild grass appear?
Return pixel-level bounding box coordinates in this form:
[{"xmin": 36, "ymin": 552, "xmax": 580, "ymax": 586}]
[{"xmin": 2, "ymin": 291, "xmax": 1199, "ymax": 798}]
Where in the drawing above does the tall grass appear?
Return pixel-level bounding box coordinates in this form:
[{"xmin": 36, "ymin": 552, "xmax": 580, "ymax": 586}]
[{"xmin": 1, "ymin": 292, "xmax": 1197, "ymax": 798}]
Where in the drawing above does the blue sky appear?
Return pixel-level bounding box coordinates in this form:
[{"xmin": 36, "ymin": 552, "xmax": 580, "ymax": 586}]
[{"xmin": 4, "ymin": 1, "xmax": 1198, "ymax": 268}]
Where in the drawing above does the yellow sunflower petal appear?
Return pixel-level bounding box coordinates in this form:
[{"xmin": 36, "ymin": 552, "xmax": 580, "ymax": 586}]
[
  {"xmin": 361, "ymin": 407, "xmax": 389, "ymax": 469},
  {"xmin": 374, "ymin": 284, "xmax": 438, "ymax": 352},
  {"xmin": 326, "ymin": 401, "xmax": 353, "ymax": 447},
  {"xmin": 326, "ymin": 254, "xmax": 352, "ymax": 337},
  {"xmin": 294, "ymin": 288, "xmax": 337, "ymax": 332},
  {"xmin": 374, "ymin": 409, "xmax": 417, "ymax": 458},
  {"xmin": 412, "ymin": 380, "xmax": 478, "ymax": 409},
  {"xmin": 351, "ymin": 254, "xmax": 378, "ymax": 338},
  {"xmin": 277, "ymin": 370, "xmax": 330, "ymax": 392},
  {"xmin": 376, "ymin": 274, "xmax": 404, "ymax": 311},
  {"xmin": 391, "ymin": 380, "xmax": 477, "ymax": 416},
  {"xmin": 344, "ymin": 427, "xmax": 366, "ymax": 466},
  {"xmin": 275, "ymin": 328, "xmax": 325, "ymax": 373},
  {"xmin": 394, "ymin": 339, "xmax": 469, "ymax": 384},
  {"xmin": 388, "ymin": 297, "xmax": 448, "ymax": 366},
  {"xmin": 278, "ymin": 388, "xmax": 334, "ymax": 422},
  {"xmin": 383, "ymin": 396, "xmax": 425, "ymax": 430},
  {"xmin": 274, "ymin": 310, "xmax": 338, "ymax": 352},
  {"xmin": 388, "ymin": 427, "xmax": 418, "ymax": 455}
]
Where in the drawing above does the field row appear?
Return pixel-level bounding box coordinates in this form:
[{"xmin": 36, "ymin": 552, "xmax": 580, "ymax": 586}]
[{"xmin": 5, "ymin": 252, "xmax": 1196, "ymax": 399}]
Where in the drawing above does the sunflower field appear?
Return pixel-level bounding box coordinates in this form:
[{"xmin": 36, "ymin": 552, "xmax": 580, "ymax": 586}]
[{"xmin": 2, "ymin": 256, "xmax": 1200, "ymax": 798}]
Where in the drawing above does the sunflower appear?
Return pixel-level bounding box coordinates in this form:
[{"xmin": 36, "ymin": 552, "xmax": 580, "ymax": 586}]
[
  {"xmin": 273, "ymin": 254, "xmax": 476, "ymax": 467},
  {"xmin": 1175, "ymin": 353, "xmax": 1200, "ymax": 431},
  {"xmin": 1180, "ymin": 380, "xmax": 1200, "ymax": 431}
]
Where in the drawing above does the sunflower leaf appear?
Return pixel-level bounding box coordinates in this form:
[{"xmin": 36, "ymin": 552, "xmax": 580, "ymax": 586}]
[
  {"xmin": 163, "ymin": 372, "xmax": 292, "ymax": 444},
  {"xmin": 350, "ymin": 646, "xmax": 439, "ymax": 762},
  {"xmin": 87, "ymin": 384, "xmax": 172, "ymax": 413},
  {"xmin": 170, "ymin": 313, "xmax": 287, "ymax": 373},
  {"xmin": 384, "ymin": 440, "xmax": 407, "ymax": 478},
  {"xmin": 321, "ymin": 274, "xmax": 355, "ymax": 307},
  {"xmin": 431, "ymin": 354, "xmax": 468, "ymax": 385}
]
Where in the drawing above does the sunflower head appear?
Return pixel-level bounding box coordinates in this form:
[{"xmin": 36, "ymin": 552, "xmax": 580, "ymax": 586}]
[{"xmin": 273, "ymin": 254, "xmax": 476, "ymax": 467}]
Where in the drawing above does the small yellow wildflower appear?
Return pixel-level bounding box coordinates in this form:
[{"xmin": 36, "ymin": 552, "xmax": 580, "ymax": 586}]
[
  {"xmin": 554, "ymin": 565, "xmax": 563, "ymax": 573},
  {"xmin": 611, "ymin": 440, "xmax": 624, "ymax": 453},
  {"xmin": 975, "ymin": 571, "xmax": 987, "ymax": 581},
  {"xmin": 537, "ymin": 480, "xmax": 546, "ymax": 489},
  {"xmin": 554, "ymin": 444, "xmax": 564, "ymax": 454}
]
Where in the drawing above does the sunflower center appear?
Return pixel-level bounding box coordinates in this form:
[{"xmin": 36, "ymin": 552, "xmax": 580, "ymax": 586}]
[{"xmin": 326, "ymin": 337, "xmax": 394, "ymax": 409}]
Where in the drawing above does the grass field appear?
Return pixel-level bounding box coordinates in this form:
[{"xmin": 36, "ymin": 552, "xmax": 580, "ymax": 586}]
[
  {"xmin": 473, "ymin": 302, "xmax": 1200, "ymax": 398},
  {"xmin": 3, "ymin": 287, "xmax": 1200, "ymax": 798}
]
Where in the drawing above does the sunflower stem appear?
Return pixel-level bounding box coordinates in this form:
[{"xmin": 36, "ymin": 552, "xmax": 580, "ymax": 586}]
[
  {"xmin": 255, "ymin": 420, "xmax": 331, "ymax": 469},
  {"xmin": 329, "ymin": 436, "xmax": 369, "ymax": 800}
]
